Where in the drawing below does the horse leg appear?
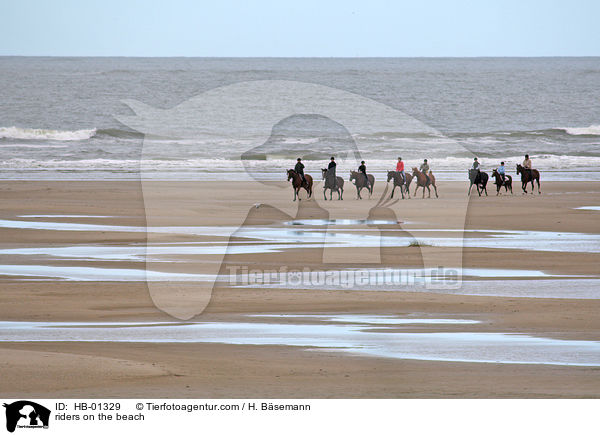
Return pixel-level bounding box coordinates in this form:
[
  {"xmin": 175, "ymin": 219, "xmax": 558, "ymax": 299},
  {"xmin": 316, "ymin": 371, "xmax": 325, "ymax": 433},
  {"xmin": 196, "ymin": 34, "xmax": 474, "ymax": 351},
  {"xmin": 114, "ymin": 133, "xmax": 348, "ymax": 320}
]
[
  {"xmin": 293, "ymin": 187, "xmax": 297, "ymax": 201},
  {"xmin": 390, "ymin": 185, "xmax": 395, "ymax": 199},
  {"xmin": 537, "ymin": 178, "xmax": 541, "ymax": 194},
  {"xmin": 468, "ymin": 182, "xmax": 473, "ymax": 196},
  {"xmin": 434, "ymin": 185, "xmax": 438, "ymax": 198},
  {"xmin": 323, "ymin": 188, "xmax": 327, "ymax": 201},
  {"xmin": 400, "ymin": 185, "xmax": 405, "ymax": 200},
  {"xmin": 484, "ymin": 185, "xmax": 488, "ymax": 196}
]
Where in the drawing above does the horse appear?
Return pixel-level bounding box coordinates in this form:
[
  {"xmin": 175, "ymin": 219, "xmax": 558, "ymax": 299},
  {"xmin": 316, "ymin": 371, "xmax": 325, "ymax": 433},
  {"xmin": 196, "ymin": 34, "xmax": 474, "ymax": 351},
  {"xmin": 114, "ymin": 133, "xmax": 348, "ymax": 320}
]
[
  {"xmin": 468, "ymin": 169, "xmax": 489, "ymax": 196},
  {"xmin": 321, "ymin": 168, "xmax": 344, "ymax": 200},
  {"xmin": 349, "ymin": 171, "xmax": 375, "ymax": 199},
  {"xmin": 287, "ymin": 169, "xmax": 313, "ymax": 201},
  {"xmin": 491, "ymin": 169, "xmax": 513, "ymax": 195},
  {"xmin": 411, "ymin": 167, "xmax": 438, "ymax": 198},
  {"xmin": 516, "ymin": 164, "xmax": 541, "ymax": 194},
  {"xmin": 386, "ymin": 171, "xmax": 412, "ymax": 199}
]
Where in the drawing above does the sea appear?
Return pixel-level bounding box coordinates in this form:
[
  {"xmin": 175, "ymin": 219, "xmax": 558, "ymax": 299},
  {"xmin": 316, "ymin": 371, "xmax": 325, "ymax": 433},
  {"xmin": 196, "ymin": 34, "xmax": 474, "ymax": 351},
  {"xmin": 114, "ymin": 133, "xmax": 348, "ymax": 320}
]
[{"xmin": 1, "ymin": 57, "xmax": 599, "ymax": 181}]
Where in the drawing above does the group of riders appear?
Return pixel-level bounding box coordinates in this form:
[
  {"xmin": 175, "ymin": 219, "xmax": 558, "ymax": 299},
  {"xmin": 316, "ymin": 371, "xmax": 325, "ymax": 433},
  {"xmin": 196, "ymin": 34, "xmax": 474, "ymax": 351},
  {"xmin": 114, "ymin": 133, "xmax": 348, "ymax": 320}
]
[
  {"xmin": 471, "ymin": 154, "xmax": 535, "ymax": 182},
  {"xmin": 293, "ymin": 156, "xmax": 432, "ymax": 189},
  {"xmin": 291, "ymin": 153, "xmax": 536, "ymax": 196}
]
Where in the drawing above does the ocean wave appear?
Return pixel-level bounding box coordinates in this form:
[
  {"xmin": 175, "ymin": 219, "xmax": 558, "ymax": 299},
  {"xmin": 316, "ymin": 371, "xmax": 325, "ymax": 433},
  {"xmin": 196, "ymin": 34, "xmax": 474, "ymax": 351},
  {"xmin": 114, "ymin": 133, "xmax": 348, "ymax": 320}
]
[
  {"xmin": 0, "ymin": 126, "xmax": 97, "ymax": 141},
  {"xmin": 3, "ymin": 155, "xmax": 600, "ymax": 172},
  {"xmin": 557, "ymin": 125, "xmax": 600, "ymax": 136},
  {"xmin": 96, "ymin": 128, "xmax": 143, "ymax": 139}
]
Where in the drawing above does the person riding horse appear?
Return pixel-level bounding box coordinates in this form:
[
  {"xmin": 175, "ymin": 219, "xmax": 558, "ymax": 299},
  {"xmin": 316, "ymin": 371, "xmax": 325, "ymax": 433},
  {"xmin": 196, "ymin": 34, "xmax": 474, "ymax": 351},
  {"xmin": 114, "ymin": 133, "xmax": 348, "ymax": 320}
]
[
  {"xmin": 359, "ymin": 160, "xmax": 371, "ymax": 190},
  {"xmin": 295, "ymin": 158, "xmax": 307, "ymax": 186},
  {"xmin": 327, "ymin": 156, "xmax": 337, "ymax": 189},
  {"xmin": 396, "ymin": 157, "xmax": 405, "ymax": 183},
  {"xmin": 420, "ymin": 159, "xmax": 431, "ymax": 185},
  {"xmin": 523, "ymin": 154, "xmax": 533, "ymax": 179},
  {"xmin": 497, "ymin": 161, "xmax": 506, "ymax": 184},
  {"xmin": 472, "ymin": 157, "xmax": 480, "ymax": 171}
]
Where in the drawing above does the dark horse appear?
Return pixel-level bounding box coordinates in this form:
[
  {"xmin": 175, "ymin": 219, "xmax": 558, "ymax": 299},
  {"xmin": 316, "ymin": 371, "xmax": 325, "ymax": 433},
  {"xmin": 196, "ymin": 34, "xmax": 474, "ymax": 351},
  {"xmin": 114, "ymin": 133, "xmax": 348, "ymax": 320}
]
[
  {"xmin": 349, "ymin": 171, "xmax": 375, "ymax": 199},
  {"xmin": 468, "ymin": 169, "xmax": 489, "ymax": 196},
  {"xmin": 491, "ymin": 169, "xmax": 513, "ymax": 195},
  {"xmin": 287, "ymin": 169, "xmax": 313, "ymax": 201},
  {"xmin": 386, "ymin": 171, "xmax": 413, "ymax": 199},
  {"xmin": 516, "ymin": 164, "xmax": 541, "ymax": 194},
  {"xmin": 412, "ymin": 167, "xmax": 438, "ymax": 198},
  {"xmin": 321, "ymin": 168, "xmax": 344, "ymax": 200}
]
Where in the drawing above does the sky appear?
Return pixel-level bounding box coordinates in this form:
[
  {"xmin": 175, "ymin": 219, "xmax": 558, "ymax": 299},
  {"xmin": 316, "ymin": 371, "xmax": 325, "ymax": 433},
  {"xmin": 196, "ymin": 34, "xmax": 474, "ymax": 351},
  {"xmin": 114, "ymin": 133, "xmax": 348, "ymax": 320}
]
[{"xmin": 1, "ymin": 0, "xmax": 598, "ymax": 57}]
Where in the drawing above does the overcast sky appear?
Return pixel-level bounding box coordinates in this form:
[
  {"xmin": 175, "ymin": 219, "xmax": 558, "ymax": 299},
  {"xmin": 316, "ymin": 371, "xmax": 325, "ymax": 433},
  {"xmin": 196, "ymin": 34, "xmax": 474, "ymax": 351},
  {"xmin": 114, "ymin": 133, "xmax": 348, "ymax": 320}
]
[{"xmin": 1, "ymin": 0, "xmax": 598, "ymax": 57}]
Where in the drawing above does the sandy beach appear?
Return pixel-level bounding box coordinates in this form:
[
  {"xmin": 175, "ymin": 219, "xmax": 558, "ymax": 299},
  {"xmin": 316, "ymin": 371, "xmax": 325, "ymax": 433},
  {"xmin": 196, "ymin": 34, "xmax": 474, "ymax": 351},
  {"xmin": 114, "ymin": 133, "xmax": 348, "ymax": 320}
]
[{"xmin": 1, "ymin": 180, "xmax": 599, "ymax": 398}]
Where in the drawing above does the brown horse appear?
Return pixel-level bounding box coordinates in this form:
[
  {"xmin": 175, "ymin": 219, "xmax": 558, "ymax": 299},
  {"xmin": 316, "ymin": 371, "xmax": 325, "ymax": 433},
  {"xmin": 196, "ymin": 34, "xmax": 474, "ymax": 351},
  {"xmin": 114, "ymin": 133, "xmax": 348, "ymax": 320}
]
[
  {"xmin": 386, "ymin": 171, "xmax": 412, "ymax": 199},
  {"xmin": 491, "ymin": 169, "xmax": 513, "ymax": 195},
  {"xmin": 287, "ymin": 169, "xmax": 313, "ymax": 201},
  {"xmin": 349, "ymin": 171, "xmax": 375, "ymax": 199},
  {"xmin": 321, "ymin": 168, "xmax": 344, "ymax": 200},
  {"xmin": 516, "ymin": 164, "xmax": 541, "ymax": 194},
  {"xmin": 412, "ymin": 167, "xmax": 438, "ymax": 198}
]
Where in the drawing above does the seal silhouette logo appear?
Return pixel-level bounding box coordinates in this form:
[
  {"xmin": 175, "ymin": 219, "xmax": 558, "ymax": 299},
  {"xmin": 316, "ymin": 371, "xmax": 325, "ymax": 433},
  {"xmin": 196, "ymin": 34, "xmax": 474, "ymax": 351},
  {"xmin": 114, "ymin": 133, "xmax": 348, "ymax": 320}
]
[
  {"xmin": 118, "ymin": 80, "xmax": 474, "ymax": 320},
  {"xmin": 3, "ymin": 401, "xmax": 50, "ymax": 433}
]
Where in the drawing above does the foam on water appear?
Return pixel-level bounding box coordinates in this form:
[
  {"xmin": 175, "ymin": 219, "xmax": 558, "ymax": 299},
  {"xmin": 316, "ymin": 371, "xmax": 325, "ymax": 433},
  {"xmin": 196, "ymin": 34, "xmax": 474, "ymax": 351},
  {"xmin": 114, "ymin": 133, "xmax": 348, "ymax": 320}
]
[
  {"xmin": 560, "ymin": 124, "xmax": 600, "ymax": 136},
  {"xmin": 0, "ymin": 126, "xmax": 96, "ymax": 141}
]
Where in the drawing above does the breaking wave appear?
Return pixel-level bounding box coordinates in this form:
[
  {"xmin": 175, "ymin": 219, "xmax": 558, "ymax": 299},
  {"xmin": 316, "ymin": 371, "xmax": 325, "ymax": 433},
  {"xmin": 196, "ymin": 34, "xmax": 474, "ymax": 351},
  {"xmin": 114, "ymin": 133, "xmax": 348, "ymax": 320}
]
[{"xmin": 0, "ymin": 127, "xmax": 97, "ymax": 141}]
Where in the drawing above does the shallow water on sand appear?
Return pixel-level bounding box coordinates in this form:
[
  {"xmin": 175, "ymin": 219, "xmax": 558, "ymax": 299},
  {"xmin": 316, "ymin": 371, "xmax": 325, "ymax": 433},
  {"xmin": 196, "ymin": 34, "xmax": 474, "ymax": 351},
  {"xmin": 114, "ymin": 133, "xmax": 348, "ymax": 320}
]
[
  {"xmin": 1, "ymin": 315, "xmax": 599, "ymax": 366},
  {"xmin": 575, "ymin": 206, "xmax": 600, "ymax": 211},
  {"xmin": 1, "ymin": 218, "xmax": 599, "ymax": 253},
  {"xmin": 0, "ymin": 265, "xmax": 210, "ymax": 281}
]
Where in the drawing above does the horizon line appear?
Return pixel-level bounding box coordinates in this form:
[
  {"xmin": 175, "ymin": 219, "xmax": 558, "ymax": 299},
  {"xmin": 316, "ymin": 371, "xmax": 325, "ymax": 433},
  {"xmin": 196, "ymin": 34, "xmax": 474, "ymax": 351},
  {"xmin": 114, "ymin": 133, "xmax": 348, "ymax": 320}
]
[{"xmin": 2, "ymin": 55, "xmax": 599, "ymax": 59}]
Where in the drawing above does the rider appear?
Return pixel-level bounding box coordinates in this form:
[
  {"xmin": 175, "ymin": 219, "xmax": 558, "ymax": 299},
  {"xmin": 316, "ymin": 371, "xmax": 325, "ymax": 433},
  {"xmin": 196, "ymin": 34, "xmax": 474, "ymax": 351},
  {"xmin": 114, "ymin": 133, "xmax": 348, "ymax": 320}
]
[
  {"xmin": 497, "ymin": 161, "xmax": 506, "ymax": 183},
  {"xmin": 295, "ymin": 158, "xmax": 306, "ymax": 185},
  {"xmin": 472, "ymin": 157, "xmax": 480, "ymax": 171},
  {"xmin": 359, "ymin": 160, "xmax": 371, "ymax": 190},
  {"xmin": 396, "ymin": 157, "xmax": 405, "ymax": 183},
  {"xmin": 420, "ymin": 159, "xmax": 431, "ymax": 185},
  {"xmin": 523, "ymin": 154, "xmax": 533, "ymax": 178},
  {"xmin": 327, "ymin": 156, "xmax": 337, "ymax": 188}
]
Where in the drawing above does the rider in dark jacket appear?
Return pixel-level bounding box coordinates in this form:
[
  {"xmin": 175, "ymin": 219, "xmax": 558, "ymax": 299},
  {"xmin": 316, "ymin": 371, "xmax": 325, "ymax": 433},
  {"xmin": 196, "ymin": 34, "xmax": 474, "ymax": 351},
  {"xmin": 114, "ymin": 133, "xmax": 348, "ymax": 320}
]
[
  {"xmin": 358, "ymin": 161, "xmax": 371, "ymax": 189},
  {"xmin": 327, "ymin": 157, "xmax": 337, "ymax": 188},
  {"xmin": 295, "ymin": 158, "xmax": 306, "ymax": 184}
]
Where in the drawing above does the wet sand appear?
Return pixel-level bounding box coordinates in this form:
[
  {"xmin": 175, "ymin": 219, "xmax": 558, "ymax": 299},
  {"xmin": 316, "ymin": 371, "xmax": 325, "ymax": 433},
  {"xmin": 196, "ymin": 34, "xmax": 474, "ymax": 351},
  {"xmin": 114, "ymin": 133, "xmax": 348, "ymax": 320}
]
[{"xmin": 0, "ymin": 180, "xmax": 599, "ymax": 397}]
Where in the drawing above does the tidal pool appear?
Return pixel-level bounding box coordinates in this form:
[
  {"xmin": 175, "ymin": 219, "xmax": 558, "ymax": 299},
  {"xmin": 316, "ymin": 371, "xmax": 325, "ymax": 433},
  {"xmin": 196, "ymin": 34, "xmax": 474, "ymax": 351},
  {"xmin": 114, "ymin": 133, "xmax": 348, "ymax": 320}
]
[
  {"xmin": 1, "ymin": 218, "xmax": 599, "ymax": 254},
  {"xmin": 1, "ymin": 316, "xmax": 599, "ymax": 366}
]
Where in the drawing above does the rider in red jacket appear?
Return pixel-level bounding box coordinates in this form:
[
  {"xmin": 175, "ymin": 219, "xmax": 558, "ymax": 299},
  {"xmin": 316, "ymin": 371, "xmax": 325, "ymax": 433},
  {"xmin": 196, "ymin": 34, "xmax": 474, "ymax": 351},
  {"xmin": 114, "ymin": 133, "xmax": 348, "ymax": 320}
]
[{"xmin": 396, "ymin": 157, "xmax": 405, "ymax": 183}]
